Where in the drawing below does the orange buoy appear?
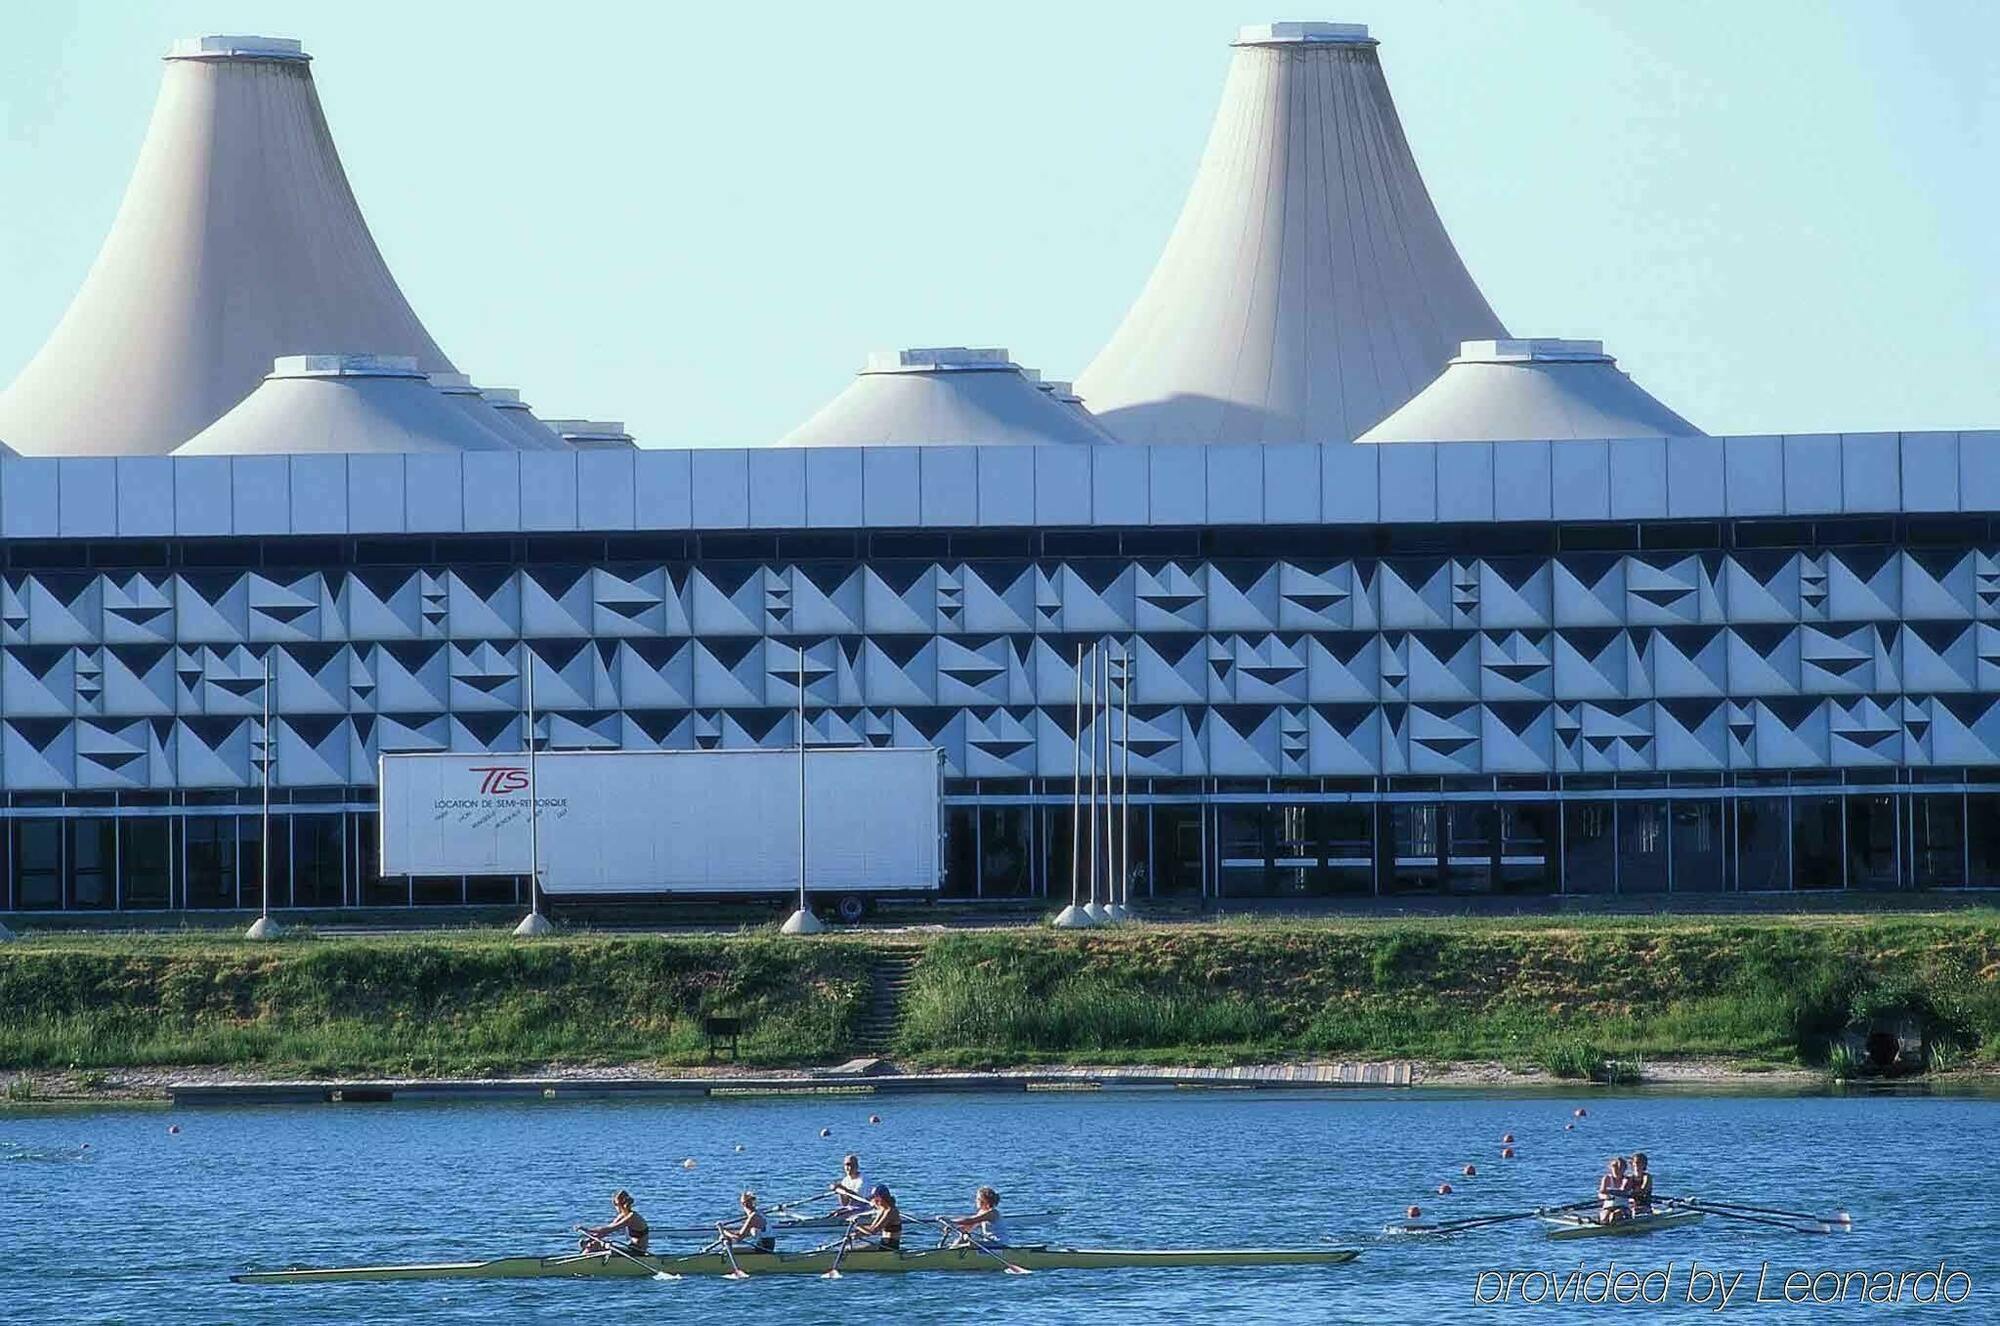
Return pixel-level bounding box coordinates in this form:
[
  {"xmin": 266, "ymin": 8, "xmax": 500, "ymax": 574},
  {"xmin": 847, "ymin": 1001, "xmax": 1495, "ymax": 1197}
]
[
  {"xmin": 819, "ymin": 1128, "xmax": 832, "ymax": 1137},
  {"xmin": 1501, "ymin": 1147, "xmax": 1515, "ymax": 1159},
  {"xmin": 1436, "ymin": 1182, "xmax": 1453, "ymax": 1195},
  {"xmin": 868, "ymin": 1115, "xmax": 881, "ymax": 1124},
  {"xmin": 1574, "ymin": 1107, "xmax": 1587, "ymax": 1118},
  {"xmin": 1502, "ymin": 1133, "xmax": 1515, "ymax": 1144},
  {"xmin": 1406, "ymin": 1205, "xmax": 1422, "ymax": 1219},
  {"xmin": 167, "ymin": 1126, "xmax": 180, "ymax": 1135},
  {"xmin": 1462, "ymin": 1164, "xmax": 1477, "ymax": 1177},
  {"xmin": 1564, "ymin": 1123, "xmax": 1575, "ymax": 1132}
]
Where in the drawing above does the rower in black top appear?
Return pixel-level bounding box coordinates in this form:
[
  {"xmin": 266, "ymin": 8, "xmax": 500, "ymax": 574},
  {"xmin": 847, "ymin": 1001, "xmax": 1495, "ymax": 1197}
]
[
  {"xmin": 850, "ymin": 1184, "xmax": 903, "ymax": 1251},
  {"xmin": 1629, "ymin": 1153, "xmax": 1655, "ymax": 1216}
]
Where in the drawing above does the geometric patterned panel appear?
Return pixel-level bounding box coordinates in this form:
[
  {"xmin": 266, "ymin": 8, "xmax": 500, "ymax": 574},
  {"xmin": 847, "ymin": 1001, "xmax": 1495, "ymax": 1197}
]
[{"xmin": 1, "ymin": 546, "xmax": 1998, "ymax": 787}]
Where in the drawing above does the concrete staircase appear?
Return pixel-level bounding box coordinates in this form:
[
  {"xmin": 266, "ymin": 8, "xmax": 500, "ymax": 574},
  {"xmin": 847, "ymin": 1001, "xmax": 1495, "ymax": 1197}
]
[{"xmin": 854, "ymin": 948, "xmax": 920, "ymax": 1055}]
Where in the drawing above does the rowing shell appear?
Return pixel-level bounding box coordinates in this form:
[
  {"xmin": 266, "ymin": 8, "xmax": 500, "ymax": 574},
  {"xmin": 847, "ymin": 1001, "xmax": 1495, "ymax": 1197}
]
[
  {"xmin": 234, "ymin": 1245, "xmax": 1362, "ymax": 1284},
  {"xmin": 1542, "ymin": 1210, "xmax": 1705, "ymax": 1241}
]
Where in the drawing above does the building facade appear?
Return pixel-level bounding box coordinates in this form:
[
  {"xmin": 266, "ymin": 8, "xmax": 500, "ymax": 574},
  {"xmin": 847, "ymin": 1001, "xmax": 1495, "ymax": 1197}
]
[{"xmin": 0, "ymin": 432, "xmax": 1995, "ymax": 913}]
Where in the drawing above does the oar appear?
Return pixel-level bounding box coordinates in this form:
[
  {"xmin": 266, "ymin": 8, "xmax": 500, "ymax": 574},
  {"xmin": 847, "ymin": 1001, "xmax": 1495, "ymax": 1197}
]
[
  {"xmin": 713, "ymin": 1225, "xmax": 751, "ymax": 1280},
  {"xmin": 820, "ymin": 1229, "xmax": 856, "ymax": 1280},
  {"xmin": 573, "ymin": 1227, "xmax": 678, "ymax": 1282},
  {"xmin": 1661, "ymin": 1199, "xmax": 1836, "ymax": 1235},
  {"xmin": 1669, "ymin": 1196, "xmax": 1853, "ymax": 1228},
  {"xmin": 1389, "ymin": 1199, "xmax": 1597, "ymax": 1236},
  {"xmin": 934, "ymin": 1217, "xmax": 1029, "ymax": 1275}
]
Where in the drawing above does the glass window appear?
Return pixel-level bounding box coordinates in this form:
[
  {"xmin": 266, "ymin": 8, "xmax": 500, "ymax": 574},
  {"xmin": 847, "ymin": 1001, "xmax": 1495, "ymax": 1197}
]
[
  {"xmin": 413, "ymin": 874, "xmax": 464, "ymax": 905},
  {"xmin": 184, "ymin": 816, "xmax": 238, "ymax": 909},
  {"xmin": 13, "ymin": 820, "xmax": 63, "ymax": 910},
  {"xmin": 290, "ymin": 815, "xmax": 346, "ymax": 908},
  {"xmin": 121, "ymin": 818, "xmax": 173, "ymax": 908},
  {"xmin": 239, "ymin": 815, "xmax": 266, "ymax": 912},
  {"xmin": 979, "ymin": 807, "xmax": 1034, "ymax": 898},
  {"xmin": 1619, "ymin": 800, "xmax": 1669, "ymax": 894},
  {"xmin": 1217, "ymin": 807, "xmax": 1270, "ymax": 897},
  {"xmin": 1389, "ymin": 804, "xmax": 1442, "ymax": 894},
  {"xmin": 68, "ymin": 820, "xmax": 117, "ymax": 909},
  {"xmin": 1562, "ymin": 801, "xmax": 1615, "ymax": 894},
  {"xmin": 1735, "ymin": 796, "xmax": 1789, "ymax": 891},
  {"xmin": 465, "ymin": 875, "xmax": 520, "ymax": 905},
  {"xmin": 353, "ymin": 812, "xmax": 407, "ymax": 908},
  {"xmin": 1498, "ymin": 803, "xmax": 1557, "ymax": 893},
  {"xmin": 1968, "ymin": 794, "xmax": 2000, "ymax": 888},
  {"xmin": 1149, "ymin": 805, "xmax": 1204, "ymax": 897},
  {"xmin": 941, "ymin": 806, "xmax": 978, "ymax": 897},
  {"xmin": 1912, "ymin": 794, "xmax": 1966, "ymax": 888},
  {"xmin": 1670, "ymin": 799, "xmax": 1726, "ymax": 892},
  {"xmin": 1845, "ymin": 794, "xmax": 1899, "ymax": 890},
  {"xmin": 1792, "ymin": 796, "xmax": 1842, "ymax": 889},
  {"xmin": 1445, "ymin": 803, "xmax": 1495, "ymax": 893},
  {"xmin": 1322, "ymin": 804, "xmax": 1375, "ymax": 895}
]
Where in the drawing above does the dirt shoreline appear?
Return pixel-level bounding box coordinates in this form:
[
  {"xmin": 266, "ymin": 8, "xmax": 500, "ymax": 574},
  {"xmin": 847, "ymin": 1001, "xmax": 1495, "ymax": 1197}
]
[{"xmin": 4, "ymin": 1057, "xmax": 1930, "ymax": 1105}]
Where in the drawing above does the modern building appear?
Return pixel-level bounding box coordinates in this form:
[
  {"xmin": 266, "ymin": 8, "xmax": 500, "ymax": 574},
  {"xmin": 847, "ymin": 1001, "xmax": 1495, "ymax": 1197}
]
[{"xmin": 0, "ymin": 24, "xmax": 1995, "ymax": 917}]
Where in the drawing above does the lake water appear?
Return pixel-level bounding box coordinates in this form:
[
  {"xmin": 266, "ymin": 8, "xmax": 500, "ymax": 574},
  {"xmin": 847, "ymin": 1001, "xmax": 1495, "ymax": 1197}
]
[{"xmin": 3, "ymin": 1086, "xmax": 1994, "ymax": 1323}]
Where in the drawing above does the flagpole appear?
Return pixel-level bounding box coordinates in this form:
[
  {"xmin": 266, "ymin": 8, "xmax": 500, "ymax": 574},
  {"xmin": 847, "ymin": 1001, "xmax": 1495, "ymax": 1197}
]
[
  {"xmin": 246, "ymin": 651, "xmax": 281, "ymax": 939},
  {"xmin": 782, "ymin": 642, "xmax": 824, "ymax": 934},
  {"xmin": 513, "ymin": 648, "xmax": 553, "ymax": 936},
  {"xmin": 1053, "ymin": 642, "xmax": 1092, "ymax": 927}
]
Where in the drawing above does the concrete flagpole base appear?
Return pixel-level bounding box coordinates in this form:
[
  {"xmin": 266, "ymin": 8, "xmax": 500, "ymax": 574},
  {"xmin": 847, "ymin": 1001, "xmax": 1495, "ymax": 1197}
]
[
  {"xmin": 1051, "ymin": 905, "xmax": 1095, "ymax": 928},
  {"xmin": 0, "ymin": 921, "xmax": 16, "ymax": 942},
  {"xmin": 513, "ymin": 910, "xmax": 557, "ymax": 938},
  {"xmin": 244, "ymin": 916, "xmax": 283, "ymax": 941},
  {"xmin": 780, "ymin": 907, "xmax": 826, "ymax": 935},
  {"xmin": 1083, "ymin": 903, "xmax": 1111, "ymax": 924},
  {"xmin": 1103, "ymin": 904, "xmax": 1130, "ymax": 923}
]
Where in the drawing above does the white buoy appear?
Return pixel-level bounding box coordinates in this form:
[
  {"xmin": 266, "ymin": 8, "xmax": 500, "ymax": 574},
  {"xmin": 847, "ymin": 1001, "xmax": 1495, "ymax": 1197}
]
[
  {"xmin": 781, "ymin": 907, "xmax": 826, "ymax": 935},
  {"xmin": 244, "ymin": 916, "xmax": 283, "ymax": 941},
  {"xmin": 1051, "ymin": 905, "xmax": 1095, "ymax": 928},
  {"xmin": 513, "ymin": 910, "xmax": 556, "ymax": 938}
]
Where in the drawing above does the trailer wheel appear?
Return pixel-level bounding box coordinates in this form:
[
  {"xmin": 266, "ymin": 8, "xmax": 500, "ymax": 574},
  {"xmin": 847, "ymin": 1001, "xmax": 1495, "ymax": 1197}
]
[{"xmin": 833, "ymin": 894, "xmax": 869, "ymax": 926}]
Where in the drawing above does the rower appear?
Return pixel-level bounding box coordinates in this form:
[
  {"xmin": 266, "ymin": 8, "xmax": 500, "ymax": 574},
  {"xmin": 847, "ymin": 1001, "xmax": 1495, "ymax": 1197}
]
[
  {"xmin": 849, "ymin": 1184, "xmax": 903, "ymax": 1251},
  {"xmin": 719, "ymin": 1191, "xmax": 775, "ymax": 1253},
  {"xmin": 829, "ymin": 1153, "xmax": 868, "ymax": 1215},
  {"xmin": 578, "ymin": 1190, "xmax": 650, "ymax": 1254},
  {"xmin": 946, "ymin": 1187, "xmax": 1008, "ymax": 1247},
  {"xmin": 1628, "ymin": 1153, "xmax": 1654, "ymax": 1216},
  {"xmin": 1597, "ymin": 1157, "xmax": 1633, "ymax": 1224}
]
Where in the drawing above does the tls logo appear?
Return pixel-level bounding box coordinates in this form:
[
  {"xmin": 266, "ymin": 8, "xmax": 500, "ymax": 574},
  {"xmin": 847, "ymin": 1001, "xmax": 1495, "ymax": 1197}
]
[{"xmin": 469, "ymin": 766, "xmax": 530, "ymax": 795}]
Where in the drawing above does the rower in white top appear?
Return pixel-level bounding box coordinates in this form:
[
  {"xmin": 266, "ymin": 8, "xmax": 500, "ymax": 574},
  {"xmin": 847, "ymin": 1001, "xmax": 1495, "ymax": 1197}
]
[
  {"xmin": 829, "ymin": 1154, "xmax": 868, "ymax": 1216},
  {"xmin": 947, "ymin": 1187, "xmax": 1009, "ymax": 1247}
]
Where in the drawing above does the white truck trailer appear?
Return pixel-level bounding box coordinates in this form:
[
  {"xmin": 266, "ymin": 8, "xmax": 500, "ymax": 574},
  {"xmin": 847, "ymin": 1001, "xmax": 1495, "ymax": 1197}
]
[{"xmin": 378, "ymin": 747, "xmax": 942, "ymax": 920}]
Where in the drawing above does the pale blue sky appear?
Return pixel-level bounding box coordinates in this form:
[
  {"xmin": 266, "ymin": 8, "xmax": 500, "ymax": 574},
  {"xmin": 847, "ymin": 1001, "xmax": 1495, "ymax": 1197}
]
[{"xmin": 2, "ymin": 1, "xmax": 1995, "ymax": 446}]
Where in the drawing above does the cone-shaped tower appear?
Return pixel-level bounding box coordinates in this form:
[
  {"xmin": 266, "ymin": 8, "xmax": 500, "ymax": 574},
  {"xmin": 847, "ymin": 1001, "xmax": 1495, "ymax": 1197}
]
[
  {"xmin": 782, "ymin": 348, "xmax": 1115, "ymax": 447},
  {"xmin": 1357, "ymin": 340, "xmax": 1702, "ymax": 443},
  {"xmin": 1074, "ymin": 23, "xmax": 1505, "ymax": 445},
  {"xmin": 175, "ymin": 355, "xmax": 516, "ymax": 455},
  {"xmin": 0, "ymin": 36, "xmax": 454, "ymax": 457}
]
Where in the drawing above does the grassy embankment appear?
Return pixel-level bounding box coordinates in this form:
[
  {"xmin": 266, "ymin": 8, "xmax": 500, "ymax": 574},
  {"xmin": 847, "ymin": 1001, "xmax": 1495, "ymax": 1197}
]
[
  {"xmin": 0, "ymin": 914, "xmax": 1996, "ymax": 1079},
  {"xmin": 0, "ymin": 933, "xmax": 871, "ymax": 1078}
]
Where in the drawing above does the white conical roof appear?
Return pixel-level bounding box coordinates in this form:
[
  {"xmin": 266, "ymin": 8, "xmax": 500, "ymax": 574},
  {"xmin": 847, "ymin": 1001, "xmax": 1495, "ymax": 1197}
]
[
  {"xmin": 1074, "ymin": 22, "xmax": 1506, "ymax": 445},
  {"xmin": 430, "ymin": 375, "xmax": 566, "ymax": 451},
  {"xmin": 1357, "ymin": 339, "xmax": 1702, "ymax": 443},
  {"xmin": 782, "ymin": 348, "xmax": 1116, "ymax": 447},
  {"xmin": 478, "ymin": 388, "xmax": 568, "ymax": 450},
  {"xmin": 174, "ymin": 355, "xmax": 518, "ymax": 455},
  {"xmin": 0, "ymin": 37, "xmax": 455, "ymax": 457}
]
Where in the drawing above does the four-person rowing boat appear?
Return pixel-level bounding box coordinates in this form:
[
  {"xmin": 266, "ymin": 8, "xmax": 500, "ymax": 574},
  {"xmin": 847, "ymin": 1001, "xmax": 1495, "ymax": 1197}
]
[{"xmin": 234, "ymin": 1244, "xmax": 1363, "ymax": 1284}]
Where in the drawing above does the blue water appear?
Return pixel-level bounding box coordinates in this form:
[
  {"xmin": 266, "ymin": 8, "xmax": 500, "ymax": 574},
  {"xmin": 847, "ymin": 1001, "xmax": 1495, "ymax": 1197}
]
[{"xmin": 2, "ymin": 1087, "xmax": 1994, "ymax": 1323}]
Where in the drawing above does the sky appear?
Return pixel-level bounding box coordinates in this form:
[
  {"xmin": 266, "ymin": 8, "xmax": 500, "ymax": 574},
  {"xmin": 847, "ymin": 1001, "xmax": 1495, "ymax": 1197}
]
[{"xmin": 1, "ymin": 1, "xmax": 1996, "ymax": 447}]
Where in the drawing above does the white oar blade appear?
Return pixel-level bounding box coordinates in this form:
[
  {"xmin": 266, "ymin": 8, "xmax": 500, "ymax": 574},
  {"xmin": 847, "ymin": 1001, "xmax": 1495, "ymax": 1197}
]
[
  {"xmin": 1005, "ymin": 1265, "xmax": 1031, "ymax": 1275},
  {"xmin": 652, "ymin": 1272, "xmax": 680, "ymax": 1282},
  {"xmin": 821, "ymin": 1268, "xmax": 842, "ymax": 1280}
]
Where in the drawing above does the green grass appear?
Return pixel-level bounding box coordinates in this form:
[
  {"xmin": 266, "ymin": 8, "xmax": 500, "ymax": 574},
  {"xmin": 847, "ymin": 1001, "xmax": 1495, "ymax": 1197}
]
[
  {"xmin": 2, "ymin": 912, "xmax": 1997, "ymax": 1077},
  {"xmin": 0, "ymin": 932, "xmax": 871, "ymax": 1076}
]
